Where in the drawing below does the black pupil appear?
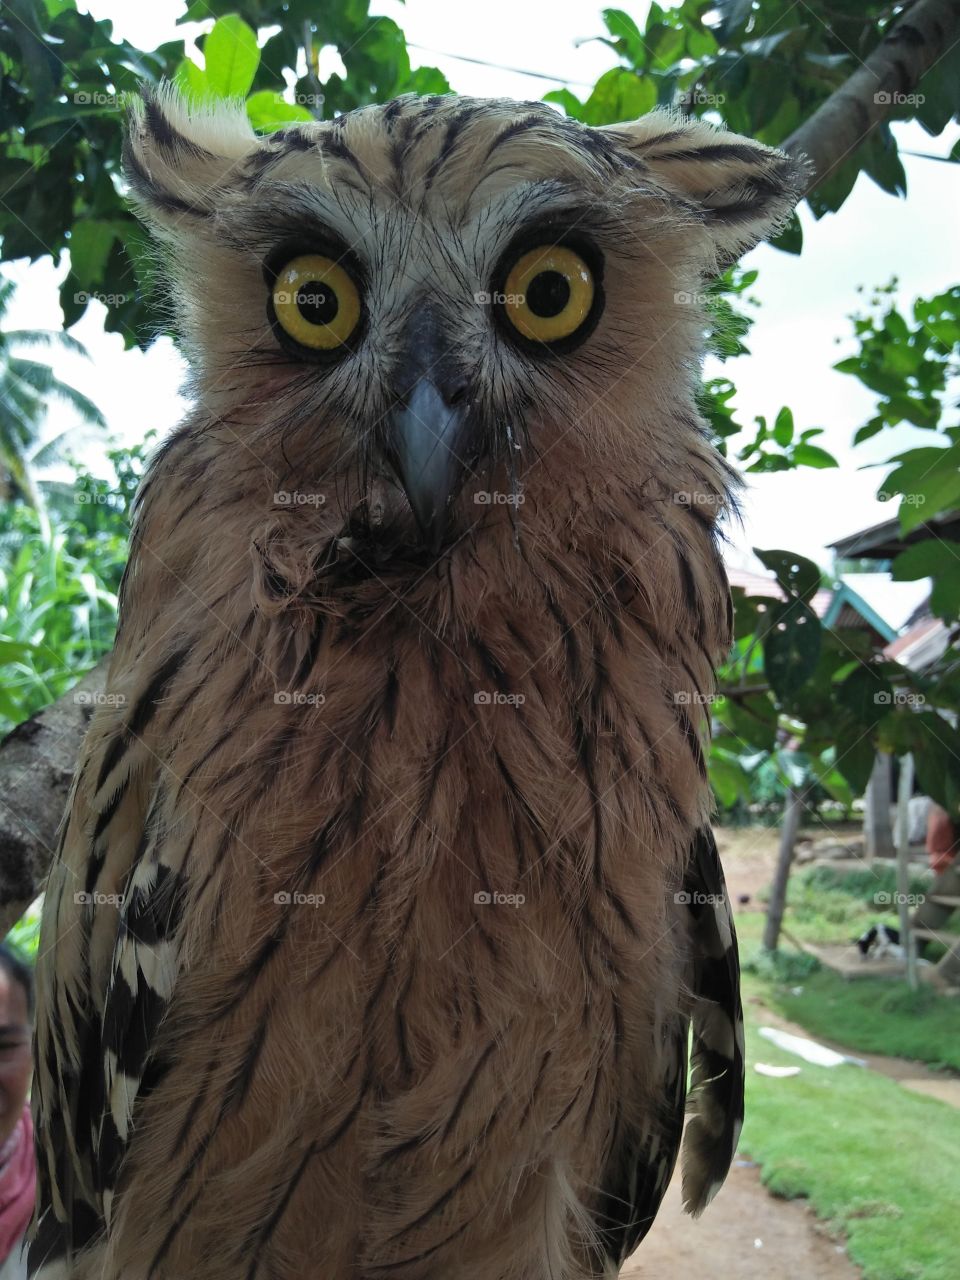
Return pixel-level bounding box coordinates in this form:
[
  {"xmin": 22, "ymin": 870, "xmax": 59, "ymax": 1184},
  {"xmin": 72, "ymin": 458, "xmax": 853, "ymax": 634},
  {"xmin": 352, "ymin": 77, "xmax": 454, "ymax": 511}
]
[
  {"xmin": 526, "ymin": 270, "xmax": 571, "ymax": 318},
  {"xmin": 296, "ymin": 281, "xmax": 339, "ymax": 326}
]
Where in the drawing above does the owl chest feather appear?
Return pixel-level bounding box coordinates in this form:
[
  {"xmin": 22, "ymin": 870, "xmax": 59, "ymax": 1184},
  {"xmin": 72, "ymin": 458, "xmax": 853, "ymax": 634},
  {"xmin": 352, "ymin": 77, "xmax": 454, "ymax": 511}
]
[{"xmin": 94, "ymin": 485, "xmax": 724, "ymax": 1278}]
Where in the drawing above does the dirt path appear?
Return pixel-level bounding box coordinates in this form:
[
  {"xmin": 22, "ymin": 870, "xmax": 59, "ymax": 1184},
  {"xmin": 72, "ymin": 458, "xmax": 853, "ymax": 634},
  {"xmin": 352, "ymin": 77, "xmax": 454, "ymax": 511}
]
[{"xmin": 622, "ymin": 1159, "xmax": 860, "ymax": 1278}]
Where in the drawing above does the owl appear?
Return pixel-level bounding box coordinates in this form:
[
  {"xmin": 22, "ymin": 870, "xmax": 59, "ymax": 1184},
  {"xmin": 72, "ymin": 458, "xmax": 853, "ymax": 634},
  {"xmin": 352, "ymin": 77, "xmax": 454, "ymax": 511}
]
[{"xmin": 29, "ymin": 86, "xmax": 803, "ymax": 1280}]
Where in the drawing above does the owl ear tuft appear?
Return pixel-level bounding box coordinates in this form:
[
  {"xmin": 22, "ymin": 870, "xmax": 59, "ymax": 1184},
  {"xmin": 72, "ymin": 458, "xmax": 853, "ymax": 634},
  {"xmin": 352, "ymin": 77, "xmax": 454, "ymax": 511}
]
[
  {"xmin": 602, "ymin": 110, "xmax": 809, "ymax": 268},
  {"xmin": 123, "ymin": 82, "xmax": 260, "ymax": 228}
]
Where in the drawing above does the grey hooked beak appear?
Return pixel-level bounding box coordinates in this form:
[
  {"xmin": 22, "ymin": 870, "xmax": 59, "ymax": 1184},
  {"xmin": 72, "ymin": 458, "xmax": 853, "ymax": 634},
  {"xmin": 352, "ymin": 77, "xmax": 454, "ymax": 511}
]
[{"xmin": 385, "ymin": 380, "xmax": 472, "ymax": 551}]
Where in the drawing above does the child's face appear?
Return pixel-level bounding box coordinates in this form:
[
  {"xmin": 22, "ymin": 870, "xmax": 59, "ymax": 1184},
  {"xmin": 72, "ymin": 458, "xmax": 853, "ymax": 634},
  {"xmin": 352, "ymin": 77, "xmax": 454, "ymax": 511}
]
[{"xmin": 0, "ymin": 970, "xmax": 31, "ymax": 1147}]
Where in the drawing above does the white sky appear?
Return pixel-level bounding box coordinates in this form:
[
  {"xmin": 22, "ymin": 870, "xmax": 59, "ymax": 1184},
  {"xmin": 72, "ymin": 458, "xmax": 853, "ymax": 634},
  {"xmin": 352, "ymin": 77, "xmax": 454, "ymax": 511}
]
[{"xmin": 6, "ymin": 0, "xmax": 959, "ymax": 583}]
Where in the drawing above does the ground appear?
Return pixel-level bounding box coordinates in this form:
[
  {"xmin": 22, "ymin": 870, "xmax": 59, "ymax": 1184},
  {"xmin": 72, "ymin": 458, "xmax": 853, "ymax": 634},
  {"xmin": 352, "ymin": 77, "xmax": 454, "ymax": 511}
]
[
  {"xmin": 617, "ymin": 822, "xmax": 959, "ymax": 1279},
  {"xmin": 625, "ymin": 1160, "xmax": 859, "ymax": 1279}
]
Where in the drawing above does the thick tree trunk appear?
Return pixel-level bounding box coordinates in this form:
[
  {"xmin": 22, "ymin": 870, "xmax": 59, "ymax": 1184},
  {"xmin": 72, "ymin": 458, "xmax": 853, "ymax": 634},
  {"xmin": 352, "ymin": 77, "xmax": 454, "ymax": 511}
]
[
  {"xmin": 783, "ymin": 0, "xmax": 960, "ymax": 190},
  {"xmin": 0, "ymin": 660, "xmax": 107, "ymax": 936}
]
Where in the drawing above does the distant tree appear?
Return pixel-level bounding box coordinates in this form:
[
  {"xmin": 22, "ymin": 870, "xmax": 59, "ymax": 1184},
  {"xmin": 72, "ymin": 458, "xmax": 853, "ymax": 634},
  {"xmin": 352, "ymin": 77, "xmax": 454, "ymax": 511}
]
[{"xmin": 0, "ymin": 279, "xmax": 104, "ymax": 504}]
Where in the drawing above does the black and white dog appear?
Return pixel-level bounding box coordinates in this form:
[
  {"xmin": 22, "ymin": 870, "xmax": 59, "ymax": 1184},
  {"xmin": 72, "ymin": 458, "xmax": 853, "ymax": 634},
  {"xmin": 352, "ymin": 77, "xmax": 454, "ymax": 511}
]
[{"xmin": 856, "ymin": 923, "xmax": 903, "ymax": 960}]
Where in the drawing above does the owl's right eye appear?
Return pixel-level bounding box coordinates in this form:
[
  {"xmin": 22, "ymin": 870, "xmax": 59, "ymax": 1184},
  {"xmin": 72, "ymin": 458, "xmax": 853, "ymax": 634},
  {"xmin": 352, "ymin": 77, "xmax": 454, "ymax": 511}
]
[{"xmin": 270, "ymin": 254, "xmax": 362, "ymax": 353}]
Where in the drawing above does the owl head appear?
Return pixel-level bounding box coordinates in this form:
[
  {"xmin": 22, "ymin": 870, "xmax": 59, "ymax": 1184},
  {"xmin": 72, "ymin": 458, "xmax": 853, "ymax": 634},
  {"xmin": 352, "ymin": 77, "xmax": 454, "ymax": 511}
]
[{"xmin": 124, "ymin": 87, "xmax": 804, "ymax": 579}]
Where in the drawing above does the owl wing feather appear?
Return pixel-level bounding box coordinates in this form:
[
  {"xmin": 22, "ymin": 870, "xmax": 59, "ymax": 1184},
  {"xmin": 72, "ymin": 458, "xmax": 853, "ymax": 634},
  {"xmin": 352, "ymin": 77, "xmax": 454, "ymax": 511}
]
[
  {"xmin": 596, "ymin": 826, "xmax": 744, "ymax": 1268},
  {"xmin": 30, "ymin": 658, "xmax": 186, "ymax": 1278}
]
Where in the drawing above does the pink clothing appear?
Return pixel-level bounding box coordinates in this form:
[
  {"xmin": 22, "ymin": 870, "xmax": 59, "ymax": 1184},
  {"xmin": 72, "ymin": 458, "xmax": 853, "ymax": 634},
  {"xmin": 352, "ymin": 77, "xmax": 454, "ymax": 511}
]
[{"xmin": 0, "ymin": 1106, "xmax": 35, "ymax": 1264}]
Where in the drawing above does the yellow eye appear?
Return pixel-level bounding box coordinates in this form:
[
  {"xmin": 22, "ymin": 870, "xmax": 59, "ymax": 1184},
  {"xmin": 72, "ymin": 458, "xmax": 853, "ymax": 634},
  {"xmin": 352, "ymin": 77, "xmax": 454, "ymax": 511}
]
[
  {"xmin": 501, "ymin": 245, "xmax": 596, "ymax": 344},
  {"xmin": 271, "ymin": 254, "xmax": 361, "ymax": 351}
]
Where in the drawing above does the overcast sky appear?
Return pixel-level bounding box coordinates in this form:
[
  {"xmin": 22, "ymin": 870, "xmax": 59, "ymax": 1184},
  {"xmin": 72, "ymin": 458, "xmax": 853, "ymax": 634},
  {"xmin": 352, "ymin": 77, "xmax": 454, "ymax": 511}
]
[{"xmin": 6, "ymin": 0, "xmax": 959, "ymax": 578}]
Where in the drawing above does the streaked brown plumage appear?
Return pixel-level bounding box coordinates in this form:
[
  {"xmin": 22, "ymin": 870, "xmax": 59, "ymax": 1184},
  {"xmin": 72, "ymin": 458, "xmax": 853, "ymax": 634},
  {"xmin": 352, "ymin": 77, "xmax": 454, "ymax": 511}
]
[{"xmin": 30, "ymin": 87, "xmax": 804, "ymax": 1279}]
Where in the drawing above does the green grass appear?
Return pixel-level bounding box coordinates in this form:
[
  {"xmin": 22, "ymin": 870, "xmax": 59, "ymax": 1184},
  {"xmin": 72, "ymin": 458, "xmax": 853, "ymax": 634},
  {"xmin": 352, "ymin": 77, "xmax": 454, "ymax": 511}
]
[
  {"xmin": 726, "ymin": 857, "xmax": 960, "ymax": 1277},
  {"xmin": 740, "ymin": 992, "xmax": 960, "ymax": 1280},
  {"xmin": 774, "ymin": 863, "xmax": 946, "ymax": 945},
  {"xmin": 737, "ymin": 910, "xmax": 960, "ymax": 1070}
]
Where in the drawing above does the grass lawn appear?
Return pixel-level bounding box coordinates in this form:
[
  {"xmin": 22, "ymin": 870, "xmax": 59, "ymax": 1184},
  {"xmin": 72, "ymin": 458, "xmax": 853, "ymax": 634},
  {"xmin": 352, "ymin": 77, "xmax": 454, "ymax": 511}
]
[
  {"xmin": 736, "ymin": 910, "xmax": 960, "ymax": 1071},
  {"xmin": 739, "ymin": 977, "xmax": 960, "ymax": 1279},
  {"xmin": 735, "ymin": 910, "xmax": 960, "ymax": 1279}
]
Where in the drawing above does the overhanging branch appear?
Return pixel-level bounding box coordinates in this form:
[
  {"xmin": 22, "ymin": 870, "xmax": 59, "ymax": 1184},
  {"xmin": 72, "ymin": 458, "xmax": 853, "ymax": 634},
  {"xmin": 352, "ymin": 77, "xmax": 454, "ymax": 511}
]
[
  {"xmin": 0, "ymin": 660, "xmax": 107, "ymax": 937},
  {"xmin": 783, "ymin": 0, "xmax": 960, "ymax": 191}
]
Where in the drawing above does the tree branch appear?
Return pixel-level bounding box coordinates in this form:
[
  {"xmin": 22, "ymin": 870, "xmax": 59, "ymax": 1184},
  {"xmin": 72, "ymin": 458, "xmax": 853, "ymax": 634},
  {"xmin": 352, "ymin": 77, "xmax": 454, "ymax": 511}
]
[
  {"xmin": 0, "ymin": 660, "xmax": 107, "ymax": 937},
  {"xmin": 783, "ymin": 0, "xmax": 960, "ymax": 191}
]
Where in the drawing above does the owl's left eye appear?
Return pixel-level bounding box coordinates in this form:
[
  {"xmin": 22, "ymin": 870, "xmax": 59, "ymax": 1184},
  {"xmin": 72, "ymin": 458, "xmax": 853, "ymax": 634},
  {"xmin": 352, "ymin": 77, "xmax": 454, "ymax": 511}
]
[
  {"xmin": 270, "ymin": 254, "xmax": 362, "ymax": 352},
  {"xmin": 498, "ymin": 244, "xmax": 598, "ymax": 347}
]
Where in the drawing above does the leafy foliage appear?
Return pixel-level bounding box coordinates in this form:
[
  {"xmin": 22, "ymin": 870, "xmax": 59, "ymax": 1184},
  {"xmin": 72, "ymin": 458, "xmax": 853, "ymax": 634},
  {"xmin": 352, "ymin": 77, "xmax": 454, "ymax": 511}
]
[
  {"xmin": 0, "ymin": 435, "xmax": 151, "ymax": 733},
  {"xmin": 0, "ymin": 0, "xmax": 447, "ymax": 344},
  {"xmin": 553, "ymin": 2, "xmax": 960, "ymax": 243}
]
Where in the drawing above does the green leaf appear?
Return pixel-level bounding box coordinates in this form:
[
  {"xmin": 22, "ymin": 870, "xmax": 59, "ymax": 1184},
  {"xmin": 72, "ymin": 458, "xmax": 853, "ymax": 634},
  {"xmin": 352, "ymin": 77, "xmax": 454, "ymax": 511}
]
[
  {"xmin": 580, "ymin": 67, "xmax": 656, "ymax": 125},
  {"xmin": 602, "ymin": 8, "xmax": 646, "ymax": 66},
  {"xmin": 764, "ymin": 600, "xmax": 822, "ymax": 699},
  {"xmin": 708, "ymin": 747, "xmax": 751, "ymax": 808},
  {"xmin": 68, "ymin": 219, "xmax": 120, "ymax": 287},
  {"xmin": 836, "ymin": 664, "xmax": 893, "ymax": 725},
  {"xmin": 892, "ymin": 540, "xmax": 960, "ymax": 619},
  {"xmin": 769, "ymin": 210, "xmax": 802, "ymax": 254},
  {"xmin": 719, "ymin": 693, "xmax": 778, "ymax": 754},
  {"xmin": 791, "ymin": 442, "xmax": 838, "ymax": 469},
  {"xmin": 543, "ymin": 89, "xmax": 586, "ymax": 120},
  {"xmin": 891, "ymin": 540, "xmax": 960, "ymax": 582},
  {"xmin": 808, "ymin": 755, "xmax": 854, "ymax": 808},
  {"xmin": 754, "ymin": 549, "xmax": 822, "ymax": 603},
  {"xmin": 853, "ymin": 418, "xmax": 885, "ymax": 445},
  {"xmin": 772, "ymin": 406, "xmax": 794, "ymax": 446},
  {"xmin": 832, "ymin": 726, "xmax": 876, "ymax": 794},
  {"xmin": 404, "ymin": 65, "xmax": 451, "ymax": 97},
  {"xmin": 203, "ymin": 15, "xmax": 260, "ymax": 99},
  {"xmin": 881, "ymin": 444, "xmax": 960, "ymax": 531},
  {"xmin": 807, "ymin": 156, "xmax": 860, "ymax": 218},
  {"xmin": 173, "ymin": 56, "xmax": 209, "ymax": 100},
  {"xmin": 246, "ymin": 91, "xmax": 315, "ymax": 131}
]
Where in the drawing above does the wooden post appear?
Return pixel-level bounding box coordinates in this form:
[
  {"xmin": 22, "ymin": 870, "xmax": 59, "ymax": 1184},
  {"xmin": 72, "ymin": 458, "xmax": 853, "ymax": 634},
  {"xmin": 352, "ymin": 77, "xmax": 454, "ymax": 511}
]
[
  {"xmin": 763, "ymin": 784, "xmax": 806, "ymax": 952},
  {"xmin": 864, "ymin": 751, "xmax": 894, "ymax": 863},
  {"xmin": 894, "ymin": 753, "xmax": 919, "ymax": 990}
]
